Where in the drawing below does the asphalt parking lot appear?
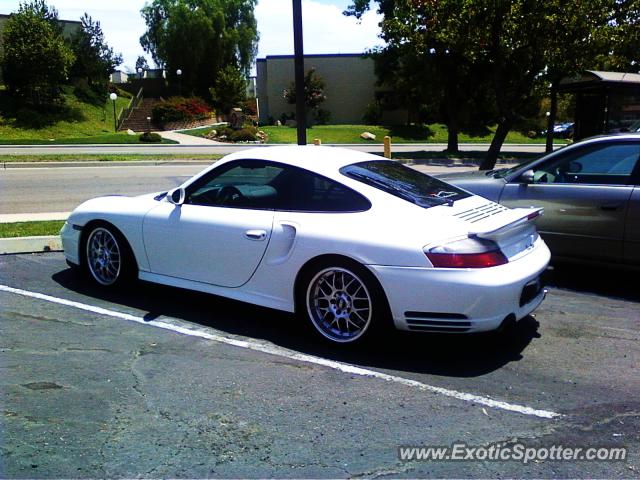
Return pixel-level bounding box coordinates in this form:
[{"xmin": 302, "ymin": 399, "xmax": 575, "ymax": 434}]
[{"xmin": 1, "ymin": 252, "xmax": 638, "ymax": 478}]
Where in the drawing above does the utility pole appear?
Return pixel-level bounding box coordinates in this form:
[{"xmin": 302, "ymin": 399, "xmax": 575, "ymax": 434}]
[{"xmin": 292, "ymin": 0, "xmax": 306, "ymax": 145}]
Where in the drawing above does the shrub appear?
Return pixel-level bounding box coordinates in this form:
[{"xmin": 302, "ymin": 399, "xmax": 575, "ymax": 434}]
[
  {"xmin": 229, "ymin": 126, "xmax": 259, "ymax": 142},
  {"xmin": 14, "ymin": 103, "xmax": 84, "ymax": 129},
  {"xmin": 73, "ymin": 79, "xmax": 103, "ymax": 106},
  {"xmin": 139, "ymin": 132, "xmax": 162, "ymax": 143},
  {"xmin": 313, "ymin": 108, "xmax": 331, "ymax": 125},
  {"xmin": 15, "ymin": 108, "xmax": 50, "ymax": 129},
  {"xmin": 152, "ymin": 96, "xmax": 212, "ymax": 124},
  {"xmin": 363, "ymin": 101, "xmax": 383, "ymax": 124}
]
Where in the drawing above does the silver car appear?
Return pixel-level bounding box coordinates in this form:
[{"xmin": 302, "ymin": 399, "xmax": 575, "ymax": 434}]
[{"xmin": 439, "ymin": 134, "xmax": 640, "ymax": 267}]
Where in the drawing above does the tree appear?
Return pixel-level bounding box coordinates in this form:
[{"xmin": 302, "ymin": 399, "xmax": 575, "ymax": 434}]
[
  {"xmin": 140, "ymin": 0, "xmax": 258, "ymax": 98},
  {"xmin": 284, "ymin": 68, "xmax": 326, "ymax": 111},
  {"xmin": 283, "ymin": 68, "xmax": 327, "ymax": 124},
  {"xmin": 135, "ymin": 55, "xmax": 150, "ymax": 72},
  {"xmin": 69, "ymin": 13, "xmax": 123, "ymax": 101},
  {"xmin": 347, "ymin": 0, "xmax": 496, "ymax": 152},
  {"xmin": 0, "ymin": 0, "xmax": 75, "ymax": 104},
  {"xmin": 209, "ymin": 65, "xmax": 247, "ymax": 114},
  {"xmin": 348, "ymin": 0, "xmax": 639, "ymax": 169}
]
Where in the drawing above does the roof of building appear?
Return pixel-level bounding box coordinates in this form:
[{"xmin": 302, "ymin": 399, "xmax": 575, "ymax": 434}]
[
  {"xmin": 257, "ymin": 53, "xmax": 366, "ymax": 62},
  {"xmin": 560, "ymin": 70, "xmax": 640, "ymax": 86},
  {"xmin": 0, "ymin": 12, "xmax": 82, "ymax": 24}
]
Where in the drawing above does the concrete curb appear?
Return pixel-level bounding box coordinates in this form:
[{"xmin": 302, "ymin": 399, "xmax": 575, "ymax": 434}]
[{"xmin": 0, "ymin": 236, "xmax": 63, "ymax": 255}]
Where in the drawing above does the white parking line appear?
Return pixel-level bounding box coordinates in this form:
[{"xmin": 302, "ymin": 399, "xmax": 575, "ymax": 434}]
[{"xmin": 1, "ymin": 283, "xmax": 561, "ymax": 419}]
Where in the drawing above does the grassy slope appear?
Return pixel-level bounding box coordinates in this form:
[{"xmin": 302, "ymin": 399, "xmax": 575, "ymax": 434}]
[
  {"xmin": 0, "ymin": 220, "xmax": 65, "ymax": 238},
  {"xmin": 180, "ymin": 123, "xmax": 567, "ymax": 145},
  {"xmin": 0, "ymin": 89, "xmax": 176, "ymax": 144}
]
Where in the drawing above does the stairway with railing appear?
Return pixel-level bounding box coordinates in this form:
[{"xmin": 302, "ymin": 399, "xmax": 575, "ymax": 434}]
[{"xmin": 116, "ymin": 88, "xmax": 162, "ymax": 132}]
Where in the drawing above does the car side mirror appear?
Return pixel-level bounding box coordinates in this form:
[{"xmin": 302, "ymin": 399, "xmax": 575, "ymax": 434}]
[
  {"xmin": 167, "ymin": 187, "xmax": 185, "ymax": 205},
  {"xmin": 520, "ymin": 169, "xmax": 535, "ymax": 184}
]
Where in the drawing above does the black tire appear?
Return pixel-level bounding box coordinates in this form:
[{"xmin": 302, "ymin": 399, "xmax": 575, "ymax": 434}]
[
  {"xmin": 82, "ymin": 223, "xmax": 136, "ymax": 288},
  {"xmin": 296, "ymin": 258, "xmax": 391, "ymax": 345}
]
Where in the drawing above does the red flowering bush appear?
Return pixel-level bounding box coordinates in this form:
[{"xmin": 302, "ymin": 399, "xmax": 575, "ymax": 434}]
[{"xmin": 152, "ymin": 96, "xmax": 212, "ymax": 124}]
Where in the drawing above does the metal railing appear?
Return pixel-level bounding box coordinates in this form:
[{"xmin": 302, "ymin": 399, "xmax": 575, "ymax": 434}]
[{"xmin": 116, "ymin": 87, "xmax": 143, "ymax": 130}]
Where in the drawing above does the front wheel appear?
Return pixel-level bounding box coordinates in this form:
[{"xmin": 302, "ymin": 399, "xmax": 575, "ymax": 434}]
[
  {"xmin": 302, "ymin": 262, "xmax": 388, "ymax": 344},
  {"xmin": 84, "ymin": 225, "xmax": 134, "ymax": 287}
]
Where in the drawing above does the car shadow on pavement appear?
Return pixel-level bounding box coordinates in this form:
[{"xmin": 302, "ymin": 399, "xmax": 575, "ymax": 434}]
[
  {"xmin": 542, "ymin": 263, "xmax": 640, "ymax": 302},
  {"xmin": 53, "ymin": 268, "xmax": 541, "ymax": 378}
]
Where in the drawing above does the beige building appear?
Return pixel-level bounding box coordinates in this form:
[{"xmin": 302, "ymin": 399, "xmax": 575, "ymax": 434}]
[
  {"xmin": 0, "ymin": 13, "xmax": 81, "ymax": 82},
  {"xmin": 256, "ymin": 53, "xmax": 406, "ymax": 125}
]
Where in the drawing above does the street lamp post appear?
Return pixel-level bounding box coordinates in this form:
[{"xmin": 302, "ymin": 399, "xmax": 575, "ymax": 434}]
[
  {"xmin": 176, "ymin": 69, "xmax": 182, "ymax": 96},
  {"xmin": 137, "ymin": 67, "xmax": 143, "ymax": 79},
  {"xmin": 110, "ymin": 92, "xmax": 118, "ymax": 132}
]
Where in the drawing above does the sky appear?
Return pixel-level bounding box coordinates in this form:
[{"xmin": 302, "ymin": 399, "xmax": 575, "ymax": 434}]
[{"xmin": 0, "ymin": 0, "xmax": 383, "ymax": 73}]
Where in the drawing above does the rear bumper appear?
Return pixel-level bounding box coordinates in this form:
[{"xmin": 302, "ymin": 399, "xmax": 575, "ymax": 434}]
[{"xmin": 368, "ymin": 239, "xmax": 551, "ymax": 333}]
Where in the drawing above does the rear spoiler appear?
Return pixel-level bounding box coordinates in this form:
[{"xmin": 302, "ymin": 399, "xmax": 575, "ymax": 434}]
[{"xmin": 468, "ymin": 207, "xmax": 543, "ymax": 240}]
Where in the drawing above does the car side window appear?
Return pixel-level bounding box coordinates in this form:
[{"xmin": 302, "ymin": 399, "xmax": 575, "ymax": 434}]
[
  {"xmin": 186, "ymin": 160, "xmax": 283, "ymax": 209},
  {"xmin": 533, "ymin": 142, "xmax": 640, "ymax": 185},
  {"xmin": 271, "ymin": 166, "xmax": 371, "ymax": 212},
  {"xmin": 184, "ymin": 160, "xmax": 370, "ymax": 212}
]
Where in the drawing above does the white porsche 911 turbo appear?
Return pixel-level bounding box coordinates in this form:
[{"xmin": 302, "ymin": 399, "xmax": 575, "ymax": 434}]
[{"xmin": 61, "ymin": 146, "xmax": 550, "ymax": 344}]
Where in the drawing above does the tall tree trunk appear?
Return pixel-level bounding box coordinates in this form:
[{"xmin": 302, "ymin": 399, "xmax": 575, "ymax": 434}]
[
  {"xmin": 446, "ymin": 119, "xmax": 459, "ymax": 153},
  {"xmin": 444, "ymin": 77, "xmax": 459, "ymax": 153},
  {"xmin": 545, "ymin": 83, "xmax": 558, "ymax": 153},
  {"xmin": 480, "ymin": 119, "xmax": 512, "ymax": 170}
]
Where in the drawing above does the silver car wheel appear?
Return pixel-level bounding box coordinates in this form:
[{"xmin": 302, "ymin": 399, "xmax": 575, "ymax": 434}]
[
  {"xmin": 306, "ymin": 267, "xmax": 373, "ymax": 343},
  {"xmin": 86, "ymin": 227, "xmax": 121, "ymax": 286}
]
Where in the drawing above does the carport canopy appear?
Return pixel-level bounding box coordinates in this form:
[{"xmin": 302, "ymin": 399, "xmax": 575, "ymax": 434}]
[{"xmin": 557, "ymin": 70, "xmax": 640, "ymax": 140}]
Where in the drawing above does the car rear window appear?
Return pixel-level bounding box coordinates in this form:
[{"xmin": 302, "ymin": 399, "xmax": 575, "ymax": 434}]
[{"xmin": 340, "ymin": 160, "xmax": 471, "ymax": 207}]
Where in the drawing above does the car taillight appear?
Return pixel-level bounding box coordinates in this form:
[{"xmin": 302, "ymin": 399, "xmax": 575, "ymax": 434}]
[{"xmin": 424, "ymin": 237, "xmax": 508, "ymax": 268}]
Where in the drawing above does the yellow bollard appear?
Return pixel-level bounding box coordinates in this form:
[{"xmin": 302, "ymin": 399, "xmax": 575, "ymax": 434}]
[
  {"xmin": 313, "ymin": 138, "xmax": 321, "ymax": 146},
  {"xmin": 383, "ymin": 135, "xmax": 391, "ymax": 158}
]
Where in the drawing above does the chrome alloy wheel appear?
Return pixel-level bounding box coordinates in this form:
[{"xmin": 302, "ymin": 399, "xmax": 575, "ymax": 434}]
[
  {"xmin": 306, "ymin": 267, "xmax": 373, "ymax": 343},
  {"xmin": 86, "ymin": 227, "xmax": 121, "ymax": 286}
]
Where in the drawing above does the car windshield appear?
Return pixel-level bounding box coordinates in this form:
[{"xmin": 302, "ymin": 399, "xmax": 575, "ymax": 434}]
[
  {"xmin": 490, "ymin": 156, "xmax": 543, "ymax": 178},
  {"xmin": 340, "ymin": 160, "xmax": 470, "ymax": 207}
]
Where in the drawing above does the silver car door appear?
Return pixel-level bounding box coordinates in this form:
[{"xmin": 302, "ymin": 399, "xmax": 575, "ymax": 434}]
[
  {"xmin": 624, "ymin": 187, "xmax": 640, "ymax": 265},
  {"xmin": 500, "ymin": 141, "xmax": 640, "ymax": 263}
]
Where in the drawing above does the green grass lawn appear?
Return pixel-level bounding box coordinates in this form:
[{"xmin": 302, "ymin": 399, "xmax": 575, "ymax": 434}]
[
  {"xmin": 0, "ymin": 220, "xmax": 65, "ymax": 238},
  {"xmin": 0, "ymin": 133, "xmax": 178, "ymax": 145},
  {"xmin": 0, "ymin": 88, "xmax": 176, "ymax": 144},
  {"xmin": 180, "ymin": 123, "xmax": 567, "ymax": 145},
  {"xmin": 0, "ymin": 153, "xmax": 222, "ymax": 162}
]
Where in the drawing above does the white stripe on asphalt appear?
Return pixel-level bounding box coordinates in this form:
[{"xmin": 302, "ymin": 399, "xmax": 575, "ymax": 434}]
[{"xmin": 0, "ymin": 283, "xmax": 561, "ymax": 419}]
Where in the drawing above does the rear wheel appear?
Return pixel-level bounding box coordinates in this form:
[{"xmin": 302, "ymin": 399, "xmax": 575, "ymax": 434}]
[
  {"xmin": 83, "ymin": 225, "xmax": 134, "ymax": 287},
  {"xmin": 300, "ymin": 260, "xmax": 389, "ymax": 344}
]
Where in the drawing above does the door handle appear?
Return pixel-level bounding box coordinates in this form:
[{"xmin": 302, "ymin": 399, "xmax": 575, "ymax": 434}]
[
  {"xmin": 600, "ymin": 203, "xmax": 623, "ymax": 211},
  {"xmin": 244, "ymin": 229, "xmax": 267, "ymax": 241}
]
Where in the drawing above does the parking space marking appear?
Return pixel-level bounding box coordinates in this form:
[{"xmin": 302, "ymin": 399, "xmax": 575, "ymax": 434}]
[{"xmin": 1, "ymin": 283, "xmax": 561, "ymax": 419}]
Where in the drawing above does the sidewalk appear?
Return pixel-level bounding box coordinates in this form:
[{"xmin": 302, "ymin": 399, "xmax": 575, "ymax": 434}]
[
  {"xmin": 0, "ymin": 212, "xmax": 69, "ymax": 223},
  {"xmin": 157, "ymin": 130, "xmax": 224, "ymax": 145}
]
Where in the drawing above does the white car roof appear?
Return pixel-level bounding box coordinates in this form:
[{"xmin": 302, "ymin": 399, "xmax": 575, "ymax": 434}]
[{"xmin": 219, "ymin": 145, "xmax": 384, "ymax": 176}]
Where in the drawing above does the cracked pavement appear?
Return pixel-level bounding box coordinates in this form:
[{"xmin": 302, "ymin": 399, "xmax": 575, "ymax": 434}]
[{"xmin": 0, "ymin": 253, "xmax": 638, "ymax": 478}]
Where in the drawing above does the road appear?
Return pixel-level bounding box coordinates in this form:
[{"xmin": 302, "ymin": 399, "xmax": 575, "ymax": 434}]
[
  {"xmin": 0, "ymin": 253, "xmax": 638, "ymax": 477},
  {"xmin": 0, "ymin": 164, "xmax": 206, "ymax": 214},
  {"xmin": 0, "ymin": 163, "xmax": 486, "ymax": 215},
  {"xmin": 0, "ymin": 142, "xmax": 554, "ymax": 156}
]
